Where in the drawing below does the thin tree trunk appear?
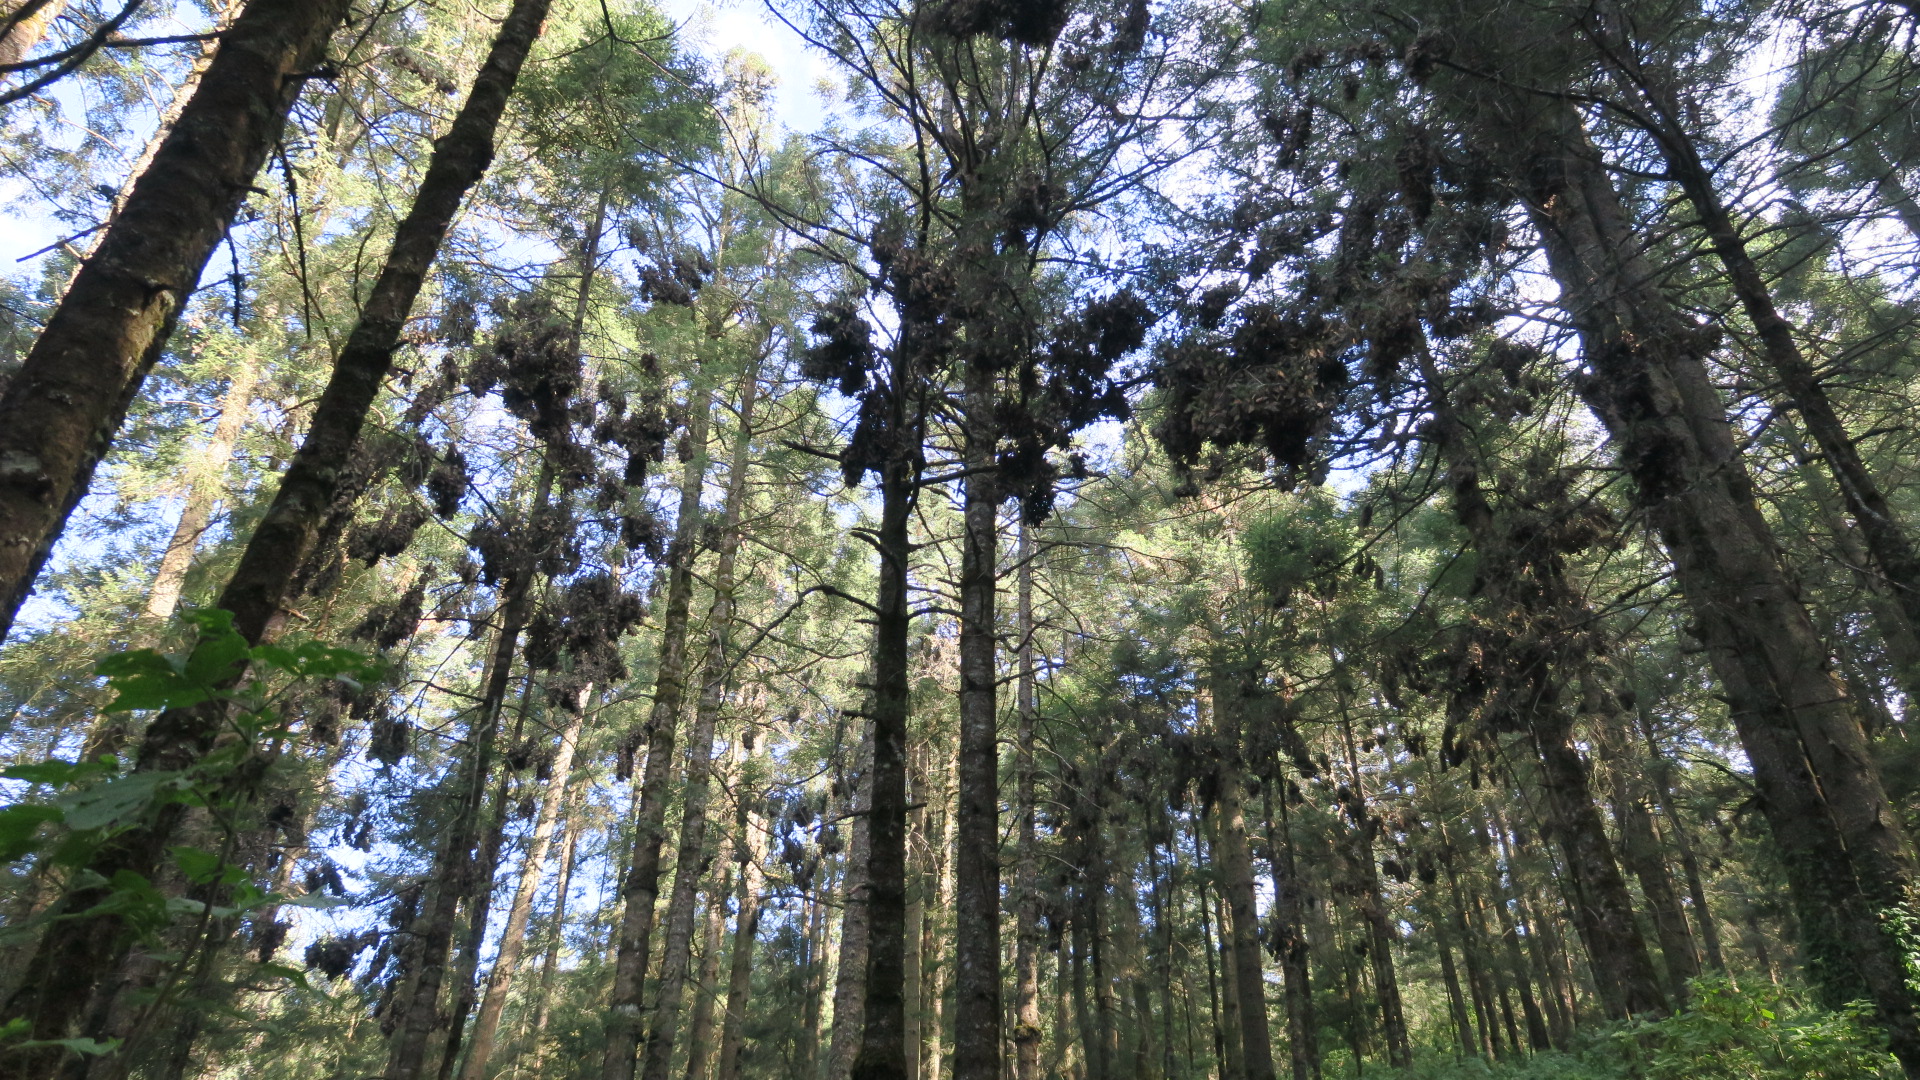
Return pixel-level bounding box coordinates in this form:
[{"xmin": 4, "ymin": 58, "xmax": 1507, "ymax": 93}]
[
  {"xmin": 0, "ymin": 0, "xmax": 350, "ymax": 642},
  {"xmin": 1602, "ymin": 741, "xmax": 1699, "ymax": 1006},
  {"xmin": 143, "ymin": 354, "xmax": 262, "ymax": 622},
  {"xmin": 682, "ymin": 832, "xmax": 734, "ymax": 1080},
  {"xmin": 458, "ymin": 693, "xmax": 589, "ymax": 1080},
  {"xmin": 1012, "ymin": 524, "xmax": 1043, "ymax": 1080},
  {"xmin": 639, "ymin": 362, "xmax": 763, "ymax": 1080},
  {"xmin": 602, "ymin": 379, "xmax": 714, "ymax": 1080},
  {"xmin": 1631, "ymin": 688, "xmax": 1727, "ymax": 972},
  {"xmin": 1211, "ymin": 669, "xmax": 1278, "ymax": 1080},
  {"xmin": 1264, "ymin": 788, "xmax": 1319, "ymax": 1080},
  {"xmin": 384, "ymin": 564, "xmax": 538, "ymax": 1080},
  {"xmin": 523, "ymin": 779, "xmax": 584, "ymax": 1078},
  {"xmin": 1413, "ymin": 342, "xmax": 1667, "ymax": 1019},
  {"xmin": 714, "ymin": 795, "xmax": 765, "ymax": 1080}
]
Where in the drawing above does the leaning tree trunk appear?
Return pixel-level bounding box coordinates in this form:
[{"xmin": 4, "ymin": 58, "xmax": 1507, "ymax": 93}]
[
  {"xmin": 1412, "ymin": 342, "xmax": 1669, "ymax": 1020},
  {"xmin": 1503, "ymin": 96, "xmax": 1920, "ymax": 1072},
  {"xmin": 1625, "ymin": 59, "xmax": 1920, "ymax": 649},
  {"xmin": 456, "ymin": 693, "xmax": 590, "ymax": 1080},
  {"xmin": 0, "ymin": 0, "xmax": 350, "ymax": 642},
  {"xmin": 522, "ymin": 778, "xmax": 584, "ymax": 1078},
  {"xmin": 1334, "ymin": 701, "xmax": 1410, "ymax": 1069},
  {"xmin": 385, "ymin": 556, "xmax": 539, "ymax": 1080},
  {"xmin": 602, "ymin": 379, "xmax": 713, "ymax": 1080},
  {"xmin": 639, "ymin": 361, "xmax": 762, "ymax": 1080},
  {"xmin": 143, "ymin": 353, "xmax": 262, "ymax": 624},
  {"xmin": 0, "ymin": 0, "xmax": 548, "ymax": 1059}
]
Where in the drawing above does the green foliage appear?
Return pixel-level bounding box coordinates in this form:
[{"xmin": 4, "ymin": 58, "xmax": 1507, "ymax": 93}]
[
  {"xmin": 0, "ymin": 609, "xmax": 375, "ymax": 952},
  {"xmin": 1397, "ymin": 982, "xmax": 1900, "ymax": 1080}
]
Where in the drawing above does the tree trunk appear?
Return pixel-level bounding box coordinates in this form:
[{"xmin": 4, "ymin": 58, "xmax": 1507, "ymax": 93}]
[
  {"xmin": 639, "ymin": 361, "xmax": 762, "ymax": 1080},
  {"xmin": 682, "ymin": 831, "xmax": 734, "ymax": 1080},
  {"xmin": 0, "ymin": 0, "xmax": 350, "ymax": 642},
  {"xmin": 1263, "ymin": 789, "xmax": 1319, "ymax": 1080},
  {"xmin": 1211, "ymin": 670, "xmax": 1278, "ymax": 1080},
  {"xmin": 1602, "ymin": 740, "xmax": 1699, "ymax": 1006},
  {"xmin": 1628, "ymin": 61, "xmax": 1920, "ymax": 647},
  {"xmin": 0, "ymin": 0, "xmax": 69, "ymax": 67},
  {"xmin": 1413, "ymin": 342, "xmax": 1667, "ymax": 1020},
  {"xmin": 714, "ymin": 793, "xmax": 765, "ymax": 1080},
  {"xmin": 827, "ymin": 725, "xmax": 873, "ymax": 1080},
  {"xmin": 0, "ymin": 0, "xmax": 552, "ymax": 1019},
  {"xmin": 143, "ymin": 353, "xmax": 262, "ymax": 623},
  {"xmin": 383, "ymin": 564, "xmax": 537, "ymax": 1080},
  {"xmin": 847, "ymin": 396, "xmax": 917, "ymax": 1080},
  {"xmin": 1632, "ymin": 697, "xmax": 1727, "ymax": 971},
  {"xmin": 458, "ymin": 692, "xmax": 589, "ymax": 1080},
  {"xmin": 523, "ymin": 779, "xmax": 585, "ymax": 1078},
  {"xmin": 953, "ymin": 361, "xmax": 1001, "ymax": 1080},
  {"xmin": 602, "ymin": 379, "xmax": 713, "ymax": 1080},
  {"xmin": 1012, "ymin": 526, "xmax": 1043, "ymax": 1080},
  {"xmin": 1508, "ymin": 98, "xmax": 1920, "ymax": 1070}
]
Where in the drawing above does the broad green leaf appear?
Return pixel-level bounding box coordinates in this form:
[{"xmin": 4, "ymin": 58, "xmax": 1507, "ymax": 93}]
[{"xmin": 0, "ymin": 805, "xmax": 62, "ymax": 862}]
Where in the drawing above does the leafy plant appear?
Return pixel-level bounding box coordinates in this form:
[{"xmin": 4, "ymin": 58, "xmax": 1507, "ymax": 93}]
[{"xmin": 0, "ymin": 608, "xmax": 375, "ymax": 982}]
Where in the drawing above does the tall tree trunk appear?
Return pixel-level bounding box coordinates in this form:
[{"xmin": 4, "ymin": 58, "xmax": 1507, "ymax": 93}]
[
  {"xmin": 1262, "ymin": 788, "xmax": 1319, "ymax": 1080},
  {"xmin": 953, "ymin": 361, "xmax": 1001, "ymax": 1080},
  {"xmin": 1413, "ymin": 342, "xmax": 1667, "ymax": 1019},
  {"xmin": 1483, "ymin": 821, "xmax": 1550, "ymax": 1050},
  {"xmin": 440, "ymin": 683, "xmax": 535, "ymax": 1080},
  {"xmin": 1012, "ymin": 524, "xmax": 1043, "ymax": 1080},
  {"xmin": 1506, "ymin": 98, "xmax": 1920, "ymax": 1070},
  {"xmin": 458, "ymin": 693, "xmax": 589, "ymax": 1080},
  {"xmin": 847, "ymin": 388, "xmax": 918, "ymax": 1080},
  {"xmin": 384, "ymin": 558, "xmax": 538, "ymax": 1080},
  {"xmin": 640, "ymin": 362, "xmax": 763, "ymax": 1080},
  {"xmin": 1632, "ymin": 696, "xmax": 1726, "ymax": 971},
  {"xmin": 714, "ymin": 792, "xmax": 765, "ymax": 1080},
  {"xmin": 0, "ymin": 0, "xmax": 350, "ymax": 642},
  {"xmin": 143, "ymin": 353, "xmax": 262, "ymax": 623},
  {"xmin": 827, "ymin": 726, "xmax": 873, "ymax": 1080},
  {"xmin": 0, "ymin": 0, "xmax": 549, "ymax": 1047},
  {"xmin": 1211, "ymin": 669, "xmax": 1278, "ymax": 1080},
  {"xmin": 682, "ymin": 831, "xmax": 734, "ymax": 1080},
  {"xmin": 602, "ymin": 379, "xmax": 714, "ymax": 1080},
  {"xmin": 1601, "ymin": 738, "xmax": 1699, "ymax": 1006},
  {"xmin": 1623, "ymin": 55, "xmax": 1920, "ymax": 645},
  {"xmin": 523, "ymin": 779, "xmax": 585, "ymax": 1078}
]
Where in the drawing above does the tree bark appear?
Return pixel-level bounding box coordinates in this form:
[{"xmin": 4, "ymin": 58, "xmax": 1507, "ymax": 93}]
[
  {"xmin": 1504, "ymin": 97, "xmax": 1920, "ymax": 1070},
  {"xmin": 523, "ymin": 778, "xmax": 584, "ymax": 1078},
  {"xmin": 639, "ymin": 361, "xmax": 762, "ymax": 1080},
  {"xmin": 602, "ymin": 379, "xmax": 713, "ymax": 1080},
  {"xmin": 457, "ymin": 692, "xmax": 589, "ymax": 1080},
  {"xmin": 847, "ymin": 375, "xmax": 918, "ymax": 1080},
  {"xmin": 714, "ymin": 791, "xmax": 765, "ymax": 1080},
  {"xmin": 827, "ymin": 727, "xmax": 873, "ymax": 1080},
  {"xmin": 0, "ymin": 0, "xmax": 547, "ymax": 1056},
  {"xmin": 953, "ymin": 360, "xmax": 1001, "ymax": 1080},
  {"xmin": 1011, "ymin": 524, "xmax": 1044, "ymax": 1080},
  {"xmin": 1262, "ymin": 788, "xmax": 1319, "ymax": 1080},
  {"xmin": 0, "ymin": 0, "xmax": 349, "ymax": 642},
  {"xmin": 143, "ymin": 353, "xmax": 262, "ymax": 623},
  {"xmin": 681, "ymin": 830, "xmax": 734, "ymax": 1080}
]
